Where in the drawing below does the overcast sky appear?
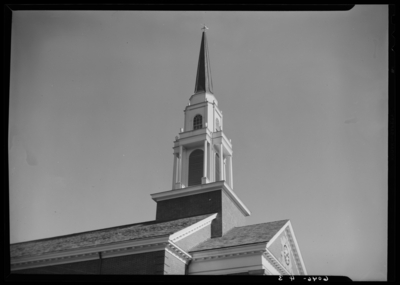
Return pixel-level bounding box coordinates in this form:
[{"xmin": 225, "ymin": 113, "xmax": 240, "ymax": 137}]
[{"xmin": 9, "ymin": 6, "xmax": 388, "ymax": 280}]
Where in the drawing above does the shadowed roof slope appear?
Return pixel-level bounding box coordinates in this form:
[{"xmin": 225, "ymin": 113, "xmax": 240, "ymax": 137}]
[
  {"xmin": 190, "ymin": 219, "xmax": 289, "ymax": 252},
  {"xmin": 11, "ymin": 214, "xmax": 213, "ymax": 259}
]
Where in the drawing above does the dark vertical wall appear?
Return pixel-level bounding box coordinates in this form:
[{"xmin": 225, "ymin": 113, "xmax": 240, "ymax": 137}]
[
  {"xmin": 12, "ymin": 259, "xmax": 100, "ymax": 274},
  {"xmin": 155, "ymin": 189, "xmax": 246, "ymax": 238},
  {"xmin": 156, "ymin": 191, "xmax": 221, "ymax": 222},
  {"xmin": 101, "ymin": 251, "xmax": 165, "ymax": 275},
  {"xmin": 13, "ymin": 251, "xmax": 166, "ymax": 275},
  {"xmin": 156, "ymin": 190, "xmax": 222, "ymax": 238}
]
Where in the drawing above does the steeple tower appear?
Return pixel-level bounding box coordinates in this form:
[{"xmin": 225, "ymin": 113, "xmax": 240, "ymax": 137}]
[
  {"xmin": 171, "ymin": 28, "xmax": 229, "ymax": 189},
  {"xmin": 151, "ymin": 29, "xmax": 250, "ymax": 238}
]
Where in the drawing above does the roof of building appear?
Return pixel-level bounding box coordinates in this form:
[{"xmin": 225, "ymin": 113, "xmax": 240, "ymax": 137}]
[
  {"xmin": 194, "ymin": 30, "xmax": 213, "ymax": 94},
  {"xmin": 189, "ymin": 219, "xmax": 289, "ymax": 252},
  {"xmin": 10, "ymin": 214, "xmax": 213, "ymax": 259}
]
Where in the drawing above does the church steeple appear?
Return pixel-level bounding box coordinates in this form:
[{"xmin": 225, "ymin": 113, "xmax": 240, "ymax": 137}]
[
  {"xmin": 166, "ymin": 27, "xmax": 238, "ymax": 191},
  {"xmin": 194, "ymin": 29, "xmax": 213, "ymax": 94},
  {"xmin": 150, "ymin": 28, "xmax": 251, "ymax": 239}
]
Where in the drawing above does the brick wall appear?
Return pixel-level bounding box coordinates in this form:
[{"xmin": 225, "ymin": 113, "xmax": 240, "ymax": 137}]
[
  {"xmin": 13, "ymin": 251, "xmax": 166, "ymax": 275},
  {"xmin": 156, "ymin": 191, "xmax": 221, "ymax": 221},
  {"xmin": 101, "ymin": 251, "xmax": 165, "ymax": 275},
  {"xmin": 12, "ymin": 259, "xmax": 100, "ymax": 274},
  {"xmin": 156, "ymin": 190, "xmax": 223, "ymax": 238},
  {"xmin": 155, "ymin": 189, "xmax": 246, "ymax": 238},
  {"xmin": 221, "ymin": 191, "xmax": 246, "ymax": 235}
]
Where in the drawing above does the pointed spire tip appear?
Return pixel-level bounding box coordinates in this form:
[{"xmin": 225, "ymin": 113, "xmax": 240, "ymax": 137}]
[{"xmin": 194, "ymin": 26, "xmax": 213, "ymax": 94}]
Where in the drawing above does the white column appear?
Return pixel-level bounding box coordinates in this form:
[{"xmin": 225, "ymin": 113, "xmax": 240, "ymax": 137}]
[
  {"xmin": 229, "ymin": 155, "xmax": 233, "ymax": 189},
  {"xmin": 213, "ymin": 102, "xmax": 215, "ymax": 132},
  {"xmin": 203, "ymin": 140, "xmax": 208, "ymax": 181},
  {"xmin": 172, "ymin": 153, "xmax": 177, "ymax": 189},
  {"xmin": 178, "ymin": 145, "xmax": 183, "ymax": 186},
  {"xmin": 219, "ymin": 143, "xmax": 224, "ymax": 181},
  {"xmin": 201, "ymin": 140, "xmax": 208, "ymax": 184},
  {"xmin": 211, "ymin": 147, "xmax": 214, "ymax": 182},
  {"xmin": 223, "ymin": 158, "xmax": 226, "ymax": 182}
]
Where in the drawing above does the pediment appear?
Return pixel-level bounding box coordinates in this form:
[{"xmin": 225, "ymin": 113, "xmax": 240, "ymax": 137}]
[{"xmin": 266, "ymin": 220, "xmax": 307, "ymax": 275}]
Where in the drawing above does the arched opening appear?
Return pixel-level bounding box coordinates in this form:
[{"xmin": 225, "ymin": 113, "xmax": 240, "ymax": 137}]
[
  {"xmin": 188, "ymin": 149, "xmax": 204, "ymax": 186},
  {"xmin": 193, "ymin": 115, "xmax": 202, "ymax": 130}
]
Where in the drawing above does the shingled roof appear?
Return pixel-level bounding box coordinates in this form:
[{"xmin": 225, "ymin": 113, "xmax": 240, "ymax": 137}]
[
  {"xmin": 11, "ymin": 214, "xmax": 213, "ymax": 259},
  {"xmin": 189, "ymin": 219, "xmax": 289, "ymax": 252}
]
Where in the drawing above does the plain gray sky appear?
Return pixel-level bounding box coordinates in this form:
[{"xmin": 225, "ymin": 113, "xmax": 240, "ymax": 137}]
[{"xmin": 9, "ymin": 6, "xmax": 388, "ymax": 280}]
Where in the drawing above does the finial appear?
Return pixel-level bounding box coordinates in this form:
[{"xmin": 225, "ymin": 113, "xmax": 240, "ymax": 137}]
[{"xmin": 201, "ymin": 24, "xmax": 209, "ymax": 31}]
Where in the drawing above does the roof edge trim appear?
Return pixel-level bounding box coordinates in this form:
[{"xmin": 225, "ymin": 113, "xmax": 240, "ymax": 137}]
[
  {"xmin": 169, "ymin": 213, "xmax": 218, "ymax": 243},
  {"xmin": 286, "ymin": 221, "xmax": 308, "ymax": 275},
  {"xmin": 150, "ymin": 181, "xmax": 251, "ymax": 216},
  {"xmin": 11, "ymin": 235, "xmax": 170, "ymax": 271},
  {"xmin": 191, "ymin": 242, "xmax": 266, "ymax": 260}
]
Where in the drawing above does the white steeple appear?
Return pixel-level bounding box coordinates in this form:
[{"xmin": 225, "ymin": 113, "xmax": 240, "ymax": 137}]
[{"xmin": 171, "ymin": 29, "xmax": 233, "ymax": 190}]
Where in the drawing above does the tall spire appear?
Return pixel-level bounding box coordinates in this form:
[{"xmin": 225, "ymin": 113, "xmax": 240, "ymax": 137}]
[{"xmin": 194, "ymin": 27, "xmax": 213, "ymax": 94}]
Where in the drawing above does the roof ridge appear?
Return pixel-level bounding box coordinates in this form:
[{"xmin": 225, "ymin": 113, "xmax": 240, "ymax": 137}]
[
  {"xmin": 190, "ymin": 241, "xmax": 267, "ymax": 253},
  {"xmin": 234, "ymin": 219, "xmax": 290, "ymax": 228},
  {"xmin": 10, "ymin": 213, "xmax": 214, "ymax": 246},
  {"xmin": 188, "ymin": 219, "xmax": 290, "ymax": 252}
]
